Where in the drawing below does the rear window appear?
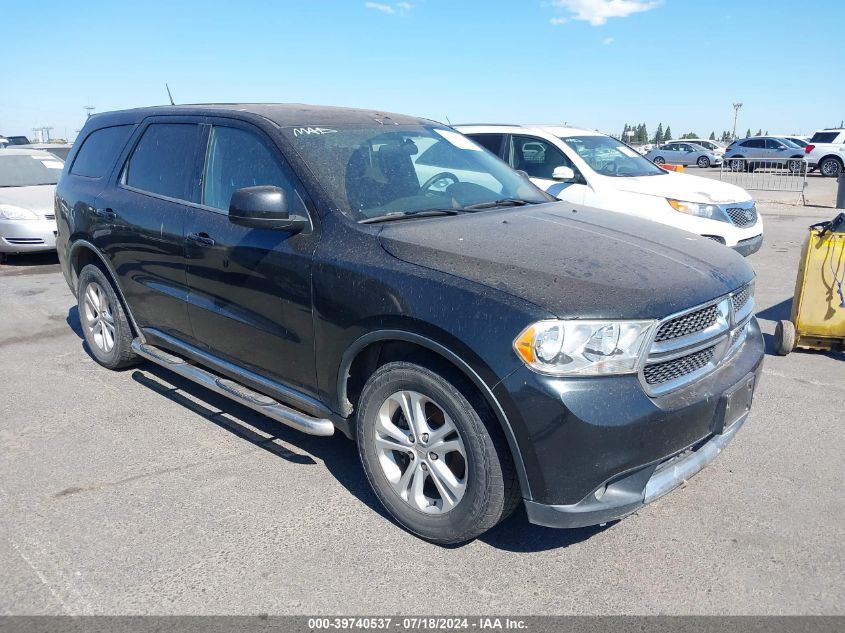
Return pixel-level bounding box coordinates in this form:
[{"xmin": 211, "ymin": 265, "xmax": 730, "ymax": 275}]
[
  {"xmin": 123, "ymin": 123, "xmax": 199, "ymax": 201},
  {"xmin": 70, "ymin": 125, "xmax": 133, "ymax": 178},
  {"xmin": 0, "ymin": 154, "xmax": 64, "ymax": 187},
  {"xmin": 810, "ymin": 131, "xmax": 840, "ymax": 144}
]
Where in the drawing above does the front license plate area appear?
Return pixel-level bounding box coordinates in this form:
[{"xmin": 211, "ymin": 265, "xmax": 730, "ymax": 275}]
[{"xmin": 714, "ymin": 373, "xmax": 755, "ymax": 434}]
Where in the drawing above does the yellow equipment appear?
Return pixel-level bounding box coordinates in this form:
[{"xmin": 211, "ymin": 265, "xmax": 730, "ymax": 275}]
[{"xmin": 776, "ymin": 213, "xmax": 845, "ymax": 355}]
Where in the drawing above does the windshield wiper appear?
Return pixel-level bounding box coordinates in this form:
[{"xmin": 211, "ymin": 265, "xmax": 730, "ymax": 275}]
[
  {"xmin": 461, "ymin": 198, "xmax": 539, "ymax": 210},
  {"xmin": 359, "ymin": 208, "xmax": 461, "ymax": 224}
]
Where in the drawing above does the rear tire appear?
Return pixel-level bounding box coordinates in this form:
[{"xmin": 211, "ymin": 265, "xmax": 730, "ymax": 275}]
[
  {"xmin": 775, "ymin": 320, "xmax": 796, "ymax": 356},
  {"xmin": 77, "ymin": 264, "xmax": 139, "ymax": 369},
  {"xmin": 819, "ymin": 157, "xmax": 843, "ymax": 178},
  {"xmin": 730, "ymin": 158, "xmax": 745, "ymax": 172},
  {"xmin": 356, "ymin": 361, "xmax": 519, "ymax": 544}
]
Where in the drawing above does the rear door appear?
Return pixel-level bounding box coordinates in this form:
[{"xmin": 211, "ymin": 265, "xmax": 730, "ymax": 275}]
[
  {"xmin": 94, "ymin": 118, "xmax": 202, "ymax": 339},
  {"xmin": 182, "ymin": 118, "xmax": 319, "ymax": 393}
]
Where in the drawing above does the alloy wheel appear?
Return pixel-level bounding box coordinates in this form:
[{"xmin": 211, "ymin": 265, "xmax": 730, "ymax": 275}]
[
  {"xmin": 83, "ymin": 281, "xmax": 116, "ymax": 353},
  {"xmin": 373, "ymin": 390, "xmax": 467, "ymax": 514}
]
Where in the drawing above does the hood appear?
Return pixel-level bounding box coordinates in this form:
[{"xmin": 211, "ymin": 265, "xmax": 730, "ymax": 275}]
[
  {"xmin": 0, "ymin": 185, "xmax": 56, "ymax": 217},
  {"xmin": 611, "ymin": 171, "xmax": 750, "ymax": 205},
  {"xmin": 378, "ymin": 203, "xmax": 754, "ymax": 320}
]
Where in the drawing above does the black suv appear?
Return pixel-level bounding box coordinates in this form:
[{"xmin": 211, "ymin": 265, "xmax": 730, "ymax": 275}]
[{"xmin": 56, "ymin": 104, "xmax": 763, "ymax": 544}]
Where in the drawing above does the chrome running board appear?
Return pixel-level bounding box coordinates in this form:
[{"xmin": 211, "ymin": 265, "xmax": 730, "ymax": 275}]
[{"xmin": 131, "ymin": 339, "xmax": 334, "ymax": 437}]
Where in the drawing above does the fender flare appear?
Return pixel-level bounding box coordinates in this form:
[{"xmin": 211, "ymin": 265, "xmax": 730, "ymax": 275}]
[
  {"xmin": 337, "ymin": 329, "xmax": 532, "ymax": 499},
  {"xmin": 69, "ymin": 239, "xmax": 145, "ymax": 343}
]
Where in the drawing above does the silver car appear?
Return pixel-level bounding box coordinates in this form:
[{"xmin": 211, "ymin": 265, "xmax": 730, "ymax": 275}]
[
  {"xmin": 0, "ymin": 149, "xmax": 63, "ymax": 262},
  {"xmin": 645, "ymin": 142, "xmax": 721, "ymax": 168},
  {"xmin": 723, "ymin": 136, "xmax": 806, "ymax": 172}
]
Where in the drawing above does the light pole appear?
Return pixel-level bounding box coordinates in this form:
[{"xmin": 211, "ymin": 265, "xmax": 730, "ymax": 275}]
[{"xmin": 732, "ymin": 103, "xmax": 743, "ymax": 139}]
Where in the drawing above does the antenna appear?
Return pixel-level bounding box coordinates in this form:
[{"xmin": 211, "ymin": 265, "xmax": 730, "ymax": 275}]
[
  {"xmin": 84, "ymin": 104, "xmax": 95, "ymax": 118},
  {"xmin": 445, "ymin": 115, "xmax": 452, "ymax": 125},
  {"xmin": 166, "ymin": 83, "xmax": 175, "ymax": 106}
]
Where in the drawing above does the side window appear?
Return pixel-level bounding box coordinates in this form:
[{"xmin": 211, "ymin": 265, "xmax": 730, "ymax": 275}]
[
  {"xmin": 765, "ymin": 139, "xmax": 784, "ymax": 149},
  {"xmin": 510, "ymin": 135, "xmax": 572, "ymax": 178},
  {"xmin": 70, "ymin": 125, "xmax": 134, "ymax": 178},
  {"xmin": 468, "ymin": 134, "xmax": 505, "ymax": 156},
  {"xmin": 663, "ymin": 143, "xmax": 678, "ymax": 151},
  {"xmin": 124, "ymin": 123, "xmax": 199, "ymax": 201},
  {"xmin": 202, "ymin": 125, "xmax": 305, "ymax": 213}
]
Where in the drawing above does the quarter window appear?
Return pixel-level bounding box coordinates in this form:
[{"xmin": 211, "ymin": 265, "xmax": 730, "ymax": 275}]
[
  {"xmin": 123, "ymin": 123, "xmax": 199, "ymax": 201},
  {"xmin": 70, "ymin": 125, "xmax": 134, "ymax": 179},
  {"xmin": 201, "ymin": 126, "xmax": 305, "ymax": 212}
]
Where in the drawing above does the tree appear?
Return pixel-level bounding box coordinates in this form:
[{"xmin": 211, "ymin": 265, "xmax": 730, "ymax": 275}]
[
  {"xmin": 653, "ymin": 123, "xmax": 664, "ymax": 144},
  {"xmin": 745, "ymin": 128, "xmax": 751, "ymax": 138},
  {"xmin": 764, "ymin": 130, "xmax": 769, "ymax": 135},
  {"xmin": 709, "ymin": 131, "xmax": 716, "ymax": 140},
  {"xmin": 755, "ymin": 128, "xmax": 762, "ymax": 136},
  {"xmin": 681, "ymin": 132, "xmax": 699, "ymax": 139},
  {"xmin": 664, "ymin": 125, "xmax": 672, "ymax": 141}
]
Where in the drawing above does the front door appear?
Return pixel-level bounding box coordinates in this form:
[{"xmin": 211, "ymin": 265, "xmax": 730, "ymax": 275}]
[
  {"xmin": 183, "ymin": 119, "xmax": 319, "ymax": 394},
  {"xmin": 508, "ymin": 135, "xmax": 586, "ymax": 203}
]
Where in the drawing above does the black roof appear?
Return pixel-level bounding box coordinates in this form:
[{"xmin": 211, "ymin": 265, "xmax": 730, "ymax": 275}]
[{"xmin": 87, "ymin": 103, "xmax": 433, "ymax": 128}]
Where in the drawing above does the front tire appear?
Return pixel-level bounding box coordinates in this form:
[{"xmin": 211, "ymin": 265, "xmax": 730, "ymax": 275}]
[
  {"xmin": 77, "ymin": 264, "xmax": 138, "ymax": 369},
  {"xmin": 697, "ymin": 156, "xmax": 711, "ymax": 168},
  {"xmin": 652, "ymin": 156, "xmax": 665, "ymax": 165},
  {"xmin": 356, "ymin": 362, "xmax": 518, "ymax": 544}
]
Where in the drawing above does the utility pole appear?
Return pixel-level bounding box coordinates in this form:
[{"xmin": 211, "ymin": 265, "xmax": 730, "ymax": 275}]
[{"xmin": 731, "ymin": 103, "xmax": 743, "ymax": 140}]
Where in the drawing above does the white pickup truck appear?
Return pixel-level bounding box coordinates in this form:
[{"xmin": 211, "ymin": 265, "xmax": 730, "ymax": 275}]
[{"xmin": 805, "ymin": 129, "xmax": 845, "ymax": 177}]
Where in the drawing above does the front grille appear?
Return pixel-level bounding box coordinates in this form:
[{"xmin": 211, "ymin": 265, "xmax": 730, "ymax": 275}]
[
  {"xmin": 726, "ymin": 206, "xmax": 758, "ymax": 227},
  {"xmin": 732, "ymin": 284, "xmax": 752, "ymax": 313},
  {"xmin": 654, "ymin": 304, "xmax": 718, "ymax": 342},
  {"xmin": 643, "ymin": 346, "xmax": 716, "ymax": 385},
  {"xmin": 4, "ymin": 237, "xmax": 44, "ymax": 245},
  {"xmin": 44, "ymin": 214, "xmax": 56, "ymax": 220}
]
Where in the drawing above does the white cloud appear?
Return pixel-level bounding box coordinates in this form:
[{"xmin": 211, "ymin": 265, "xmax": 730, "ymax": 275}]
[
  {"xmin": 364, "ymin": 1, "xmax": 414, "ymax": 15},
  {"xmin": 551, "ymin": 0, "xmax": 661, "ymax": 26},
  {"xmin": 365, "ymin": 2, "xmax": 395, "ymax": 14},
  {"xmin": 602, "ymin": 36, "xmax": 615, "ymax": 44},
  {"xmin": 549, "ymin": 17, "xmax": 569, "ymax": 25}
]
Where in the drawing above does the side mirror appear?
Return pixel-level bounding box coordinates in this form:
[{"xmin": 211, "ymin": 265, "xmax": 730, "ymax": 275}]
[
  {"xmin": 228, "ymin": 186, "xmax": 307, "ymax": 233},
  {"xmin": 552, "ymin": 166, "xmax": 576, "ymax": 182}
]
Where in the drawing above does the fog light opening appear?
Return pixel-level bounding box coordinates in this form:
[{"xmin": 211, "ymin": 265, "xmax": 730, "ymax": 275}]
[{"xmin": 594, "ymin": 485, "xmax": 607, "ymax": 501}]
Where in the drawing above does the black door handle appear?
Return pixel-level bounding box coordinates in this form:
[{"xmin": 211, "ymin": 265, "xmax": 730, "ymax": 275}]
[
  {"xmin": 187, "ymin": 232, "xmax": 215, "ymax": 247},
  {"xmin": 93, "ymin": 208, "xmax": 116, "ymax": 218}
]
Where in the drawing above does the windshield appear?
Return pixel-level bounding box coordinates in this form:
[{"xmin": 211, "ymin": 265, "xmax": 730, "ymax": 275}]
[
  {"xmin": 0, "ymin": 154, "xmax": 63, "ymax": 187},
  {"xmin": 559, "ymin": 135, "xmax": 665, "ymax": 177},
  {"xmin": 779, "ymin": 138, "xmax": 800, "ymax": 148},
  {"xmin": 281, "ymin": 124, "xmax": 549, "ymax": 221}
]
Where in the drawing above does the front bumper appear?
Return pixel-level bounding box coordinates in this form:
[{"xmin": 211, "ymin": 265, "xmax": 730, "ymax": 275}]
[
  {"xmin": 731, "ymin": 233, "xmax": 763, "ymax": 257},
  {"xmin": 0, "ymin": 219, "xmax": 58, "ymax": 253},
  {"xmin": 494, "ymin": 318, "xmax": 764, "ymax": 528}
]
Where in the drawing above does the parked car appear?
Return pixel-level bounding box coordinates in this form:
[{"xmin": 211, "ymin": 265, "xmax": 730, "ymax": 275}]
[
  {"xmin": 57, "ymin": 104, "xmax": 763, "ymax": 544},
  {"xmin": 668, "ymin": 138, "xmax": 726, "ymax": 158},
  {"xmin": 457, "ymin": 124, "xmax": 762, "ymax": 255},
  {"xmin": 2, "ymin": 135, "xmax": 32, "ymax": 146},
  {"xmin": 804, "ymin": 129, "xmax": 845, "ymax": 178},
  {"xmin": 0, "ymin": 148, "xmax": 63, "ymax": 262},
  {"xmin": 645, "ymin": 142, "xmax": 722, "ymax": 168},
  {"xmin": 777, "ymin": 136, "xmax": 808, "ymax": 149},
  {"xmin": 723, "ymin": 136, "xmax": 806, "ymax": 172},
  {"xmin": 18, "ymin": 143, "xmax": 73, "ymax": 161}
]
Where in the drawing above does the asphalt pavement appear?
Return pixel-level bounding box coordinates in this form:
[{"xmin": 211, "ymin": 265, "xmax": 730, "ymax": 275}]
[{"xmin": 1, "ymin": 187, "xmax": 843, "ymax": 615}]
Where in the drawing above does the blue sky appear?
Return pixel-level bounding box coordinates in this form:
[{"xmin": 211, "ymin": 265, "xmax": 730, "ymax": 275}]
[{"xmin": 2, "ymin": 0, "xmax": 843, "ymax": 141}]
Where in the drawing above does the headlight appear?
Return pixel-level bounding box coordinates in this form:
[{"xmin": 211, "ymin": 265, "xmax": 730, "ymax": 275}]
[
  {"xmin": 513, "ymin": 320, "xmax": 655, "ymax": 376},
  {"xmin": 667, "ymin": 198, "xmax": 729, "ymax": 222},
  {"xmin": 0, "ymin": 204, "xmax": 39, "ymax": 220}
]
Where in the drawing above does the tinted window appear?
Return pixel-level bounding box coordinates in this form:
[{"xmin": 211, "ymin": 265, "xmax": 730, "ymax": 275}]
[
  {"xmin": 810, "ymin": 132, "xmax": 839, "ymax": 143},
  {"xmin": 510, "ymin": 135, "xmax": 571, "ymax": 178},
  {"xmin": 70, "ymin": 125, "xmax": 133, "ymax": 178},
  {"xmin": 765, "ymin": 139, "xmax": 786, "ymax": 149},
  {"xmin": 741, "ymin": 139, "xmax": 765, "ymax": 148},
  {"xmin": 202, "ymin": 125, "xmax": 305, "ymax": 212},
  {"xmin": 469, "ymin": 134, "xmax": 505, "ymax": 156},
  {"xmin": 124, "ymin": 124, "xmax": 199, "ymax": 200}
]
